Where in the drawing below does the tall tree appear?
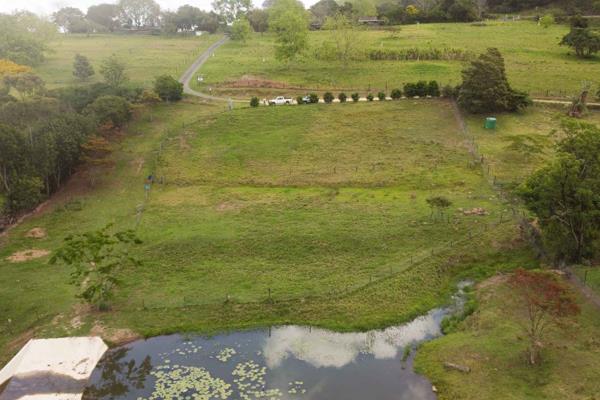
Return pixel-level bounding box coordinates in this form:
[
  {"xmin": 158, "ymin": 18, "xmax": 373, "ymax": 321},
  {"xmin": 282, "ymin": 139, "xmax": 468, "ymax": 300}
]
[
  {"xmin": 247, "ymin": 9, "xmax": 269, "ymax": 32},
  {"xmin": 175, "ymin": 5, "xmax": 203, "ymax": 31},
  {"xmin": 520, "ymin": 120, "xmax": 600, "ymax": 263},
  {"xmin": 73, "ymin": 54, "xmax": 95, "ymax": 81},
  {"xmin": 212, "ymin": 0, "xmax": 252, "ymax": 24},
  {"xmin": 310, "ymin": 0, "xmax": 340, "ymax": 24},
  {"xmin": 99, "ymin": 55, "xmax": 128, "ymax": 88},
  {"xmin": 269, "ymin": 0, "xmax": 309, "ymax": 62},
  {"xmin": 0, "ymin": 12, "xmax": 56, "ymax": 66},
  {"xmin": 87, "ymin": 4, "xmax": 120, "ymax": 32},
  {"xmin": 52, "ymin": 7, "xmax": 87, "ymax": 33},
  {"xmin": 117, "ymin": 0, "xmax": 161, "ymax": 28},
  {"xmin": 458, "ymin": 48, "xmax": 531, "ymax": 113},
  {"xmin": 322, "ymin": 13, "xmax": 363, "ymax": 66},
  {"xmin": 230, "ymin": 17, "xmax": 252, "ymax": 42}
]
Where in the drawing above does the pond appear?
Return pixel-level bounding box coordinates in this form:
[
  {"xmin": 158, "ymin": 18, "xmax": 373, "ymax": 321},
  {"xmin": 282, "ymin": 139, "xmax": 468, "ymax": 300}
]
[{"xmin": 83, "ymin": 283, "xmax": 471, "ymax": 400}]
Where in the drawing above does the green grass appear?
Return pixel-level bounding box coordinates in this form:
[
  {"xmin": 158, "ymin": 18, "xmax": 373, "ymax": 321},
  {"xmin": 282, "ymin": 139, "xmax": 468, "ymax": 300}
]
[
  {"xmin": 35, "ymin": 33, "xmax": 222, "ymax": 88},
  {"xmin": 573, "ymin": 266, "xmax": 600, "ymax": 294},
  {"xmin": 0, "ymin": 99, "xmax": 545, "ymax": 365},
  {"xmin": 415, "ymin": 276, "xmax": 600, "ymax": 399},
  {"xmin": 196, "ymin": 21, "xmax": 598, "ymax": 98}
]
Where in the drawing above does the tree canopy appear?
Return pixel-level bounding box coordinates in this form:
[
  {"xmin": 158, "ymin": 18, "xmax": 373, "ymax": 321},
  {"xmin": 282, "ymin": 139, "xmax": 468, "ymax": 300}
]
[
  {"xmin": 458, "ymin": 48, "xmax": 531, "ymax": 113},
  {"xmin": 520, "ymin": 120, "xmax": 600, "ymax": 264},
  {"xmin": 269, "ymin": 0, "xmax": 309, "ymax": 62}
]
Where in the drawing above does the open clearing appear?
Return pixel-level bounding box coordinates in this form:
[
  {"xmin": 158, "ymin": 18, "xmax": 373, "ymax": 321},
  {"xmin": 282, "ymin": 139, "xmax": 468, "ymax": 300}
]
[
  {"xmin": 195, "ymin": 21, "xmax": 599, "ymax": 98},
  {"xmin": 0, "ymin": 99, "xmax": 548, "ymax": 363},
  {"xmin": 34, "ymin": 34, "xmax": 222, "ymax": 88}
]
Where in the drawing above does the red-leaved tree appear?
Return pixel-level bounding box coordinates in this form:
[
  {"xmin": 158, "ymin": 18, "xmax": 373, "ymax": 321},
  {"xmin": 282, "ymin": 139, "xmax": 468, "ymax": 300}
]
[{"xmin": 509, "ymin": 268, "xmax": 580, "ymax": 365}]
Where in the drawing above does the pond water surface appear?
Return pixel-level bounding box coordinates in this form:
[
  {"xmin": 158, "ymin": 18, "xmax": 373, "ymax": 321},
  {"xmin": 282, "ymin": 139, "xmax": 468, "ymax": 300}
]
[{"xmin": 84, "ymin": 284, "xmax": 470, "ymax": 400}]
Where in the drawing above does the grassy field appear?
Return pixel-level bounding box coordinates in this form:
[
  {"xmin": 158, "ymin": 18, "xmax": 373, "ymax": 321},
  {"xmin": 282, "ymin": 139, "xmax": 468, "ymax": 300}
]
[
  {"xmin": 195, "ymin": 21, "xmax": 598, "ymax": 98},
  {"xmin": 415, "ymin": 275, "xmax": 600, "ymax": 399},
  {"xmin": 0, "ymin": 98, "xmax": 550, "ymax": 365},
  {"xmin": 35, "ymin": 33, "xmax": 222, "ymax": 88}
]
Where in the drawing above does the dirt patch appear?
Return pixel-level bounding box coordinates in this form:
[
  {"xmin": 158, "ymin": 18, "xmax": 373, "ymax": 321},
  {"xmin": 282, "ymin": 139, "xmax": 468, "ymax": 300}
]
[
  {"xmin": 461, "ymin": 207, "xmax": 489, "ymax": 216},
  {"xmin": 25, "ymin": 227, "xmax": 47, "ymax": 239},
  {"xmin": 179, "ymin": 135, "xmax": 191, "ymax": 151},
  {"xmin": 91, "ymin": 322, "xmax": 140, "ymax": 345},
  {"xmin": 216, "ymin": 202, "xmax": 242, "ymax": 212},
  {"xmin": 7, "ymin": 249, "xmax": 50, "ymax": 263},
  {"xmin": 477, "ymin": 274, "xmax": 508, "ymax": 290}
]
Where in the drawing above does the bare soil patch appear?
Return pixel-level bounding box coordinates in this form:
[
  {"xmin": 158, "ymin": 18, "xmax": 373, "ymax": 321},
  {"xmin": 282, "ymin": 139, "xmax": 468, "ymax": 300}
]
[
  {"xmin": 25, "ymin": 228, "xmax": 47, "ymax": 239},
  {"xmin": 91, "ymin": 322, "xmax": 140, "ymax": 345},
  {"xmin": 7, "ymin": 249, "xmax": 50, "ymax": 263}
]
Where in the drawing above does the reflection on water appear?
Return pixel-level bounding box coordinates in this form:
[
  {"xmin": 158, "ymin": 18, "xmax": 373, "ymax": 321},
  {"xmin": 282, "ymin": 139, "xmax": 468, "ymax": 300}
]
[
  {"xmin": 264, "ymin": 308, "xmax": 446, "ymax": 369},
  {"xmin": 84, "ymin": 283, "xmax": 470, "ymax": 400}
]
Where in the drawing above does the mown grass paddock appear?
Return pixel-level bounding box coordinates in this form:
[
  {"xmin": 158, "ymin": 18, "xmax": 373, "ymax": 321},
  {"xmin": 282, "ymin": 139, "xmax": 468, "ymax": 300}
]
[
  {"xmin": 195, "ymin": 21, "xmax": 598, "ymax": 99},
  {"xmin": 34, "ymin": 33, "xmax": 222, "ymax": 88}
]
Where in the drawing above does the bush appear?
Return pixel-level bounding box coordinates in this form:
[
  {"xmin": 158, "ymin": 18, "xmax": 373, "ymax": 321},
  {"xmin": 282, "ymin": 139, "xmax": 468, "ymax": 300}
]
[
  {"xmin": 442, "ymin": 84, "xmax": 459, "ymax": 98},
  {"xmin": 250, "ymin": 96, "xmax": 259, "ymax": 107},
  {"xmin": 154, "ymin": 75, "xmax": 183, "ymax": 102},
  {"xmin": 141, "ymin": 89, "xmax": 161, "ymax": 104},
  {"xmin": 391, "ymin": 88, "xmax": 402, "ymax": 99},
  {"xmin": 323, "ymin": 92, "xmax": 334, "ymax": 103},
  {"xmin": 367, "ymin": 93, "xmax": 374, "ymax": 101},
  {"xmin": 377, "ymin": 92, "xmax": 386, "ymax": 101},
  {"xmin": 5, "ymin": 175, "xmax": 44, "ymax": 215},
  {"xmin": 84, "ymin": 95, "xmax": 131, "ymax": 128},
  {"xmin": 338, "ymin": 92, "xmax": 347, "ymax": 103},
  {"xmin": 415, "ymin": 81, "xmax": 428, "ymax": 97},
  {"xmin": 428, "ymin": 80, "xmax": 441, "ymax": 97},
  {"xmin": 309, "ymin": 93, "xmax": 319, "ymax": 104},
  {"xmin": 296, "ymin": 95, "xmax": 303, "ymax": 105},
  {"xmin": 404, "ymin": 83, "xmax": 417, "ymax": 97},
  {"xmin": 351, "ymin": 93, "xmax": 360, "ymax": 102}
]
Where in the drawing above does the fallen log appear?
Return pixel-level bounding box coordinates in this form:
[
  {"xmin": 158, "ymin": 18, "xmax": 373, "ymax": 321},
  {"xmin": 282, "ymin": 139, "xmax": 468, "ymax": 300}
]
[{"xmin": 443, "ymin": 362, "xmax": 471, "ymax": 373}]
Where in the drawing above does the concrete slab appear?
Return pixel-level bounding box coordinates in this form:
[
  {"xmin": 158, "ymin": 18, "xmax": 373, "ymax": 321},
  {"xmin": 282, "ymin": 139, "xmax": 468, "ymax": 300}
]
[{"xmin": 0, "ymin": 337, "xmax": 107, "ymax": 400}]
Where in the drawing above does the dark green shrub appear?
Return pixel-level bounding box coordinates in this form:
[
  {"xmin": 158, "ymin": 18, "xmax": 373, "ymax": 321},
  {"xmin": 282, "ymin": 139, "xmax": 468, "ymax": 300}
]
[
  {"xmin": 154, "ymin": 75, "xmax": 183, "ymax": 102},
  {"xmin": 351, "ymin": 93, "xmax": 360, "ymax": 102},
  {"xmin": 391, "ymin": 88, "xmax": 402, "ymax": 99},
  {"xmin": 428, "ymin": 80, "xmax": 441, "ymax": 97},
  {"xmin": 338, "ymin": 92, "xmax": 347, "ymax": 102},
  {"xmin": 404, "ymin": 83, "xmax": 417, "ymax": 97},
  {"xmin": 415, "ymin": 81, "xmax": 428, "ymax": 97},
  {"xmin": 296, "ymin": 95, "xmax": 303, "ymax": 105},
  {"xmin": 309, "ymin": 93, "xmax": 319, "ymax": 104},
  {"xmin": 323, "ymin": 92, "xmax": 334, "ymax": 103},
  {"xmin": 367, "ymin": 93, "xmax": 374, "ymax": 101},
  {"xmin": 377, "ymin": 92, "xmax": 386, "ymax": 101},
  {"xmin": 84, "ymin": 95, "xmax": 131, "ymax": 128},
  {"xmin": 250, "ymin": 96, "xmax": 259, "ymax": 107}
]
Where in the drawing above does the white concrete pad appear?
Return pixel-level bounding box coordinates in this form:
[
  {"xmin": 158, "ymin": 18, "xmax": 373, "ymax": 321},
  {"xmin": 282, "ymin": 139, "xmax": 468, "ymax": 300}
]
[{"xmin": 0, "ymin": 337, "xmax": 107, "ymax": 400}]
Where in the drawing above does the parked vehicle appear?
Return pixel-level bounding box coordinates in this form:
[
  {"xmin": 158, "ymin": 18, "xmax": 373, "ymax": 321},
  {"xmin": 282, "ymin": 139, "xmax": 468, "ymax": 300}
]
[{"xmin": 268, "ymin": 96, "xmax": 293, "ymax": 105}]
